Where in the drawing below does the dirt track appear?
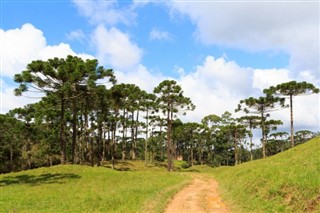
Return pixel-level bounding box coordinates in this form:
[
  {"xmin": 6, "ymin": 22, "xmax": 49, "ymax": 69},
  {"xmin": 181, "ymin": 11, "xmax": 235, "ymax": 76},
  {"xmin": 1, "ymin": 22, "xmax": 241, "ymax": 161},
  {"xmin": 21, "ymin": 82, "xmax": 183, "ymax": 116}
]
[{"xmin": 164, "ymin": 176, "xmax": 230, "ymax": 213}]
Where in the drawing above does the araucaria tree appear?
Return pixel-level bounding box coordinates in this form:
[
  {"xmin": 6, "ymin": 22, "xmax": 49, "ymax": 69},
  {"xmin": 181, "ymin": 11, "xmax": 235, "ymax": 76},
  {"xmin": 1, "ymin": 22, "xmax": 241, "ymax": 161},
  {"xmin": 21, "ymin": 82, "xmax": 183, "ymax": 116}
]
[
  {"xmin": 236, "ymin": 95, "xmax": 286, "ymax": 158},
  {"xmin": 264, "ymin": 81, "xmax": 319, "ymax": 147},
  {"xmin": 237, "ymin": 115, "xmax": 260, "ymax": 161},
  {"xmin": 14, "ymin": 55, "xmax": 115, "ymax": 164},
  {"xmin": 154, "ymin": 80, "xmax": 195, "ymax": 171}
]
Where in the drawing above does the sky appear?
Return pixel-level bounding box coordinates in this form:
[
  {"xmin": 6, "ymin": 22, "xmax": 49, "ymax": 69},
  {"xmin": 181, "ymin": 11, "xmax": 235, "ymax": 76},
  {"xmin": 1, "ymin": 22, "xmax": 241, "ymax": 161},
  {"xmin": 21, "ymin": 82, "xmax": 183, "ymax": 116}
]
[{"xmin": 1, "ymin": 0, "xmax": 320, "ymax": 141}]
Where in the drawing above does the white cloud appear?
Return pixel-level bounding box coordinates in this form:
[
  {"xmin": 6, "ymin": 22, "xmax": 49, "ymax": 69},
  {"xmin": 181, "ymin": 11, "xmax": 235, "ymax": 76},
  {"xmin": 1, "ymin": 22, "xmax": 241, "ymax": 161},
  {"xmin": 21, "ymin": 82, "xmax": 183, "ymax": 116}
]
[
  {"xmin": 66, "ymin": 29, "xmax": 86, "ymax": 43},
  {"xmin": 0, "ymin": 23, "xmax": 94, "ymax": 113},
  {"xmin": 91, "ymin": 25, "xmax": 143, "ymax": 71},
  {"xmin": 177, "ymin": 56, "xmax": 253, "ymax": 122},
  {"xmin": 1, "ymin": 23, "xmax": 93, "ymax": 78},
  {"xmin": 114, "ymin": 55, "xmax": 319, "ymax": 134},
  {"xmin": 169, "ymin": 1, "xmax": 319, "ymax": 77},
  {"xmin": 175, "ymin": 56, "xmax": 319, "ymax": 133},
  {"xmin": 149, "ymin": 28, "xmax": 172, "ymax": 41},
  {"xmin": 72, "ymin": 0, "xmax": 136, "ymax": 26},
  {"xmin": 0, "ymin": 81, "xmax": 40, "ymax": 114},
  {"xmin": 253, "ymin": 68, "xmax": 291, "ymax": 91},
  {"xmin": 115, "ymin": 64, "xmax": 165, "ymax": 92}
]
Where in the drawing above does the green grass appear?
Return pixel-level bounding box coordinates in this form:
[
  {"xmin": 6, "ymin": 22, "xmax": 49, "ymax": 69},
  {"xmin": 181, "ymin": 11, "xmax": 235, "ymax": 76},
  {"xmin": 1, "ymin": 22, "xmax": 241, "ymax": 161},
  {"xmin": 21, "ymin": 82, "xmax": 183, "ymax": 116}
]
[
  {"xmin": 204, "ymin": 137, "xmax": 320, "ymax": 213},
  {"xmin": 2, "ymin": 138, "xmax": 319, "ymax": 213},
  {"xmin": 0, "ymin": 161, "xmax": 191, "ymax": 213}
]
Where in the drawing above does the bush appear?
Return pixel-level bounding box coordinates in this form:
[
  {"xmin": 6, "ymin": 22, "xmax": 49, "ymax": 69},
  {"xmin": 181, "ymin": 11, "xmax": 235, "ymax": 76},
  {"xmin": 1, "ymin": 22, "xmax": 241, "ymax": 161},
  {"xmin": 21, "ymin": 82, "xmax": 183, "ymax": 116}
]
[{"xmin": 180, "ymin": 162, "xmax": 191, "ymax": 169}]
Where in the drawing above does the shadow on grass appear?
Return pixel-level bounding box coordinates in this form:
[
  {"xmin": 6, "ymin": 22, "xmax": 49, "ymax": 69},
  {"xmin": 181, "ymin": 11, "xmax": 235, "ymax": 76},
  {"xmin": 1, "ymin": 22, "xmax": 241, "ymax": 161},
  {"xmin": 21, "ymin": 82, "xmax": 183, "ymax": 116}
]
[
  {"xmin": 0, "ymin": 173, "xmax": 81, "ymax": 187},
  {"xmin": 179, "ymin": 169, "xmax": 200, "ymax": 172},
  {"xmin": 102, "ymin": 161, "xmax": 136, "ymax": 171}
]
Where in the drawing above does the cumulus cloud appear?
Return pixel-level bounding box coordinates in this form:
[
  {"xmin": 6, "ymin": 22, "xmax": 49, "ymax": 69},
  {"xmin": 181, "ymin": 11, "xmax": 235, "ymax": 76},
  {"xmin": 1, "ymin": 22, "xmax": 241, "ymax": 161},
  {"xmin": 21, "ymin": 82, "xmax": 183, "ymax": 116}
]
[
  {"xmin": 116, "ymin": 64, "xmax": 165, "ymax": 92},
  {"xmin": 0, "ymin": 80, "xmax": 40, "ymax": 114},
  {"xmin": 113, "ymin": 55, "xmax": 319, "ymax": 133},
  {"xmin": 177, "ymin": 56, "xmax": 253, "ymax": 122},
  {"xmin": 0, "ymin": 23, "xmax": 94, "ymax": 113},
  {"xmin": 149, "ymin": 28, "xmax": 172, "ymax": 41},
  {"xmin": 1, "ymin": 23, "xmax": 93, "ymax": 78},
  {"xmin": 174, "ymin": 56, "xmax": 319, "ymax": 133},
  {"xmin": 66, "ymin": 29, "xmax": 86, "ymax": 43},
  {"xmin": 253, "ymin": 68, "xmax": 291, "ymax": 91},
  {"xmin": 72, "ymin": 0, "xmax": 136, "ymax": 26},
  {"xmin": 169, "ymin": 1, "xmax": 319, "ymax": 77},
  {"xmin": 91, "ymin": 25, "xmax": 143, "ymax": 71}
]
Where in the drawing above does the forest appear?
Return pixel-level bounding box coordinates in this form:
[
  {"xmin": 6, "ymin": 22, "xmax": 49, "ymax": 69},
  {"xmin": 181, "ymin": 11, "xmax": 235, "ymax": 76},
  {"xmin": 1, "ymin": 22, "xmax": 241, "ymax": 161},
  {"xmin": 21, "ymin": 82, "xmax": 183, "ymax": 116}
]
[{"xmin": 1, "ymin": 55, "xmax": 319, "ymax": 174}]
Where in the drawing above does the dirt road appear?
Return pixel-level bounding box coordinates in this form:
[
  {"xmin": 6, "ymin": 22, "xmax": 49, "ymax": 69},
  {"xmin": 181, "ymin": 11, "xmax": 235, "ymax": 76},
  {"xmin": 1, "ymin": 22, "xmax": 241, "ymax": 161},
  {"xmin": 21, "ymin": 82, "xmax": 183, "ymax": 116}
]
[{"xmin": 164, "ymin": 176, "xmax": 230, "ymax": 213}]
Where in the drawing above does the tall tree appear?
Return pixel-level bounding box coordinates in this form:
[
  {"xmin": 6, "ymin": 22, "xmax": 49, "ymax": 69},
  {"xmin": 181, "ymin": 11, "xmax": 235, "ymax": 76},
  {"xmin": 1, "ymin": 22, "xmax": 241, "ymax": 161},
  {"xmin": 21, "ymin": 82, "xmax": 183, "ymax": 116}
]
[
  {"xmin": 264, "ymin": 81, "xmax": 319, "ymax": 147},
  {"xmin": 235, "ymin": 95, "xmax": 286, "ymax": 158},
  {"xmin": 140, "ymin": 91, "xmax": 156, "ymax": 166},
  {"xmin": 237, "ymin": 115, "xmax": 260, "ymax": 161},
  {"xmin": 154, "ymin": 80, "xmax": 195, "ymax": 171},
  {"xmin": 14, "ymin": 55, "xmax": 114, "ymax": 164}
]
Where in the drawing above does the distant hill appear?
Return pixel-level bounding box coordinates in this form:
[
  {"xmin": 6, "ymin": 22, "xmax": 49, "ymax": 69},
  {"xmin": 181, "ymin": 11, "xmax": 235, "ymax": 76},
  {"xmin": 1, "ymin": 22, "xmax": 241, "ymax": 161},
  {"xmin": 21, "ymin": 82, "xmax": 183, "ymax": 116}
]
[{"xmin": 211, "ymin": 137, "xmax": 320, "ymax": 213}]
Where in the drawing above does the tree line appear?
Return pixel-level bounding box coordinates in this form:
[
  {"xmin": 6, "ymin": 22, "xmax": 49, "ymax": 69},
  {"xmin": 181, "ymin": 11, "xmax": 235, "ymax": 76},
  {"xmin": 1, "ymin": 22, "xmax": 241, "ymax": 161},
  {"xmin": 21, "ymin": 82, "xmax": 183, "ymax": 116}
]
[{"xmin": 0, "ymin": 55, "xmax": 319, "ymax": 173}]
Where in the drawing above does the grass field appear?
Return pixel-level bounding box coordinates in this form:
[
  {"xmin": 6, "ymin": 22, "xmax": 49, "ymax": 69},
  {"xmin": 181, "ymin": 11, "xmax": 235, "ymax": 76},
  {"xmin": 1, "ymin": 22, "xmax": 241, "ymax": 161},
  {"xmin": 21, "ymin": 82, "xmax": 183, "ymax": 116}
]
[
  {"xmin": 0, "ymin": 161, "xmax": 191, "ymax": 213},
  {"xmin": 1, "ymin": 137, "xmax": 319, "ymax": 213},
  {"xmin": 205, "ymin": 137, "xmax": 320, "ymax": 213}
]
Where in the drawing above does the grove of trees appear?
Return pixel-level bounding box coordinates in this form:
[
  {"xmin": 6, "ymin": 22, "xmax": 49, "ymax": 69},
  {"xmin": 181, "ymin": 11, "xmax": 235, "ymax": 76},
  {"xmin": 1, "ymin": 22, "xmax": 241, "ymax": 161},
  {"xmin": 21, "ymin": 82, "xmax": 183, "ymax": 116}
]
[{"xmin": 0, "ymin": 56, "xmax": 319, "ymax": 173}]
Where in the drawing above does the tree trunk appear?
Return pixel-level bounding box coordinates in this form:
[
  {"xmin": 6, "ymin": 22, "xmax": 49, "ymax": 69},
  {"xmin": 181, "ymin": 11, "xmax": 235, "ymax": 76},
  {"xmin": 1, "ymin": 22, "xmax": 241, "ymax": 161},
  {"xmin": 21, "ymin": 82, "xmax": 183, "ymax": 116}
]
[
  {"xmin": 134, "ymin": 110, "xmax": 139, "ymax": 159},
  {"xmin": 102, "ymin": 126, "xmax": 106, "ymax": 161},
  {"xmin": 111, "ymin": 123, "xmax": 116, "ymax": 169},
  {"xmin": 145, "ymin": 109, "xmax": 149, "ymax": 166},
  {"xmin": 71, "ymin": 99, "xmax": 77, "ymax": 164},
  {"xmin": 27, "ymin": 139, "xmax": 32, "ymax": 169},
  {"xmin": 167, "ymin": 107, "xmax": 172, "ymax": 172},
  {"xmin": 97, "ymin": 123, "xmax": 102, "ymax": 166},
  {"xmin": 191, "ymin": 144, "xmax": 194, "ymax": 167},
  {"xmin": 234, "ymin": 132, "xmax": 239, "ymax": 165},
  {"xmin": 290, "ymin": 94, "xmax": 295, "ymax": 147},
  {"xmin": 249, "ymin": 127, "xmax": 253, "ymax": 161},
  {"xmin": 261, "ymin": 112, "xmax": 267, "ymax": 158},
  {"xmin": 84, "ymin": 102, "xmax": 89, "ymax": 163},
  {"xmin": 130, "ymin": 111, "xmax": 136, "ymax": 160},
  {"xmin": 121, "ymin": 109, "xmax": 126, "ymax": 161},
  {"xmin": 60, "ymin": 94, "xmax": 66, "ymax": 164}
]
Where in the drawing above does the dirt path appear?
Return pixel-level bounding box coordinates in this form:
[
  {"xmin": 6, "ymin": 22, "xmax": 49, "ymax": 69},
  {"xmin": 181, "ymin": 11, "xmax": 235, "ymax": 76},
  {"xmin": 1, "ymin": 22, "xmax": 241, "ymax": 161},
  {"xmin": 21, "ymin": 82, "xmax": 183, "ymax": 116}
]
[{"xmin": 164, "ymin": 175, "xmax": 230, "ymax": 213}]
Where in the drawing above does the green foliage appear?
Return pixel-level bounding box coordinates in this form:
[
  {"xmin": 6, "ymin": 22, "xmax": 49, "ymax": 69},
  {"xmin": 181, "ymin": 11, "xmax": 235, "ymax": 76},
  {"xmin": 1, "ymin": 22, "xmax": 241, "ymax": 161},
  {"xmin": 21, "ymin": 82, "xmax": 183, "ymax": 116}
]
[
  {"xmin": 264, "ymin": 81, "xmax": 319, "ymax": 147},
  {"xmin": 180, "ymin": 162, "xmax": 191, "ymax": 169},
  {"xmin": 7, "ymin": 56, "xmax": 319, "ymax": 176}
]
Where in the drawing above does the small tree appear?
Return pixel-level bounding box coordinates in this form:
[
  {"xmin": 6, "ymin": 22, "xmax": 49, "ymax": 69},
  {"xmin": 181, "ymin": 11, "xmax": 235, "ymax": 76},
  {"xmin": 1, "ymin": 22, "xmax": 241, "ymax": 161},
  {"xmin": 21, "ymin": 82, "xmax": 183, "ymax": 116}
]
[{"xmin": 264, "ymin": 81, "xmax": 319, "ymax": 147}]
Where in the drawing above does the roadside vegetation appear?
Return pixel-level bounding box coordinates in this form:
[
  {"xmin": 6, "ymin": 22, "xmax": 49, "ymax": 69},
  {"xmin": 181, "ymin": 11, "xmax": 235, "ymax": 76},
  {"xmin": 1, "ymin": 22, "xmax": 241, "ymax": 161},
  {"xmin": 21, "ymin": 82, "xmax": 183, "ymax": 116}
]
[{"xmin": 206, "ymin": 137, "xmax": 320, "ymax": 213}]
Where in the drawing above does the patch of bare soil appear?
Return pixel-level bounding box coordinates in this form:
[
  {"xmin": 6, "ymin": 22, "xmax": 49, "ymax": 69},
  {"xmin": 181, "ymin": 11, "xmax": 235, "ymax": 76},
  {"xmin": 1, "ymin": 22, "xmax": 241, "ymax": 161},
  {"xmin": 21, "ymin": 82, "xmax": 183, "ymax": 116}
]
[{"xmin": 164, "ymin": 176, "xmax": 230, "ymax": 213}]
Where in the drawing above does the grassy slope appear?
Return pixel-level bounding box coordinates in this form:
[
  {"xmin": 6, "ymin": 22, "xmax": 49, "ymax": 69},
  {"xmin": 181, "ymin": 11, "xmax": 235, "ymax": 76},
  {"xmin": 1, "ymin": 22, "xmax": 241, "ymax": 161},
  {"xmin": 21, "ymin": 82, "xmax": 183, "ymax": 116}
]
[
  {"xmin": 207, "ymin": 137, "xmax": 320, "ymax": 213},
  {"xmin": 1, "ymin": 138, "xmax": 319, "ymax": 213},
  {"xmin": 0, "ymin": 161, "xmax": 191, "ymax": 213}
]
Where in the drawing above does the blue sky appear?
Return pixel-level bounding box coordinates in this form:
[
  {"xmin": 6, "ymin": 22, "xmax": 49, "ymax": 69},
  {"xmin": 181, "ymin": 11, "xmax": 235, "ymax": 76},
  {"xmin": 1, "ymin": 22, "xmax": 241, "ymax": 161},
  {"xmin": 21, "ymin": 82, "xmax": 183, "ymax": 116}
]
[{"xmin": 1, "ymin": 0, "xmax": 319, "ymax": 136}]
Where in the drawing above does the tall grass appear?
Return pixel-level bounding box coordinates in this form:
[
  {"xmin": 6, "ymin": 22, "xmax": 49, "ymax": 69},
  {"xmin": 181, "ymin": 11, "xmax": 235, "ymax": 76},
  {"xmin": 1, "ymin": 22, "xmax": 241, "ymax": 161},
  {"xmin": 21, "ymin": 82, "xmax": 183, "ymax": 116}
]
[
  {"xmin": 207, "ymin": 137, "xmax": 320, "ymax": 213},
  {"xmin": 0, "ymin": 161, "xmax": 191, "ymax": 213}
]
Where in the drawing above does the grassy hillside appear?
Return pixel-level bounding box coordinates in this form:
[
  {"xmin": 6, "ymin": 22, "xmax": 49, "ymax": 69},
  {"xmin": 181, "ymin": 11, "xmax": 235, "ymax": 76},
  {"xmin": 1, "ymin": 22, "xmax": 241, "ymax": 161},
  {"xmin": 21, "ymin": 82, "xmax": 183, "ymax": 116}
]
[
  {"xmin": 208, "ymin": 137, "xmax": 320, "ymax": 213},
  {"xmin": 0, "ymin": 161, "xmax": 191, "ymax": 213}
]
